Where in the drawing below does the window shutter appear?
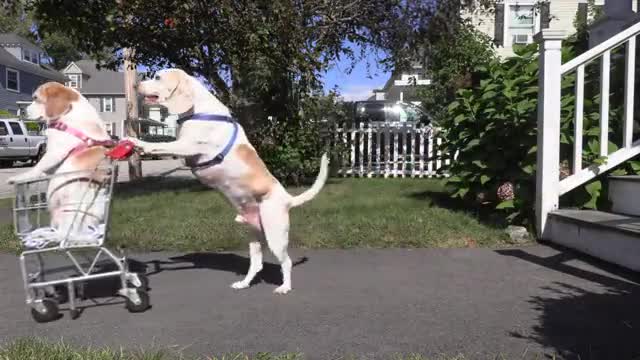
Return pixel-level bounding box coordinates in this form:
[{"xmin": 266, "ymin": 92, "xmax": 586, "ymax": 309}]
[
  {"xmin": 112, "ymin": 97, "xmax": 116, "ymax": 112},
  {"xmin": 577, "ymin": 3, "xmax": 588, "ymax": 28},
  {"xmin": 100, "ymin": 98, "xmax": 104, "ymax": 112},
  {"xmin": 540, "ymin": 2, "xmax": 551, "ymax": 29},
  {"xmin": 494, "ymin": 4, "xmax": 505, "ymax": 47}
]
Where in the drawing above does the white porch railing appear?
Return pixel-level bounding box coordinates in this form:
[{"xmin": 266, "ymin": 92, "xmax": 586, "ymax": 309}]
[
  {"xmin": 330, "ymin": 123, "xmax": 451, "ymax": 178},
  {"xmin": 536, "ymin": 23, "xmax": 640, "ymax": 239}
]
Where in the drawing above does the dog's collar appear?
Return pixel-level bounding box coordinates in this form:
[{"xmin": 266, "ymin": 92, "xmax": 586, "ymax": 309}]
[{"xmin": 181, "ymin": 112, "xmax": 239, "ymax": 171}]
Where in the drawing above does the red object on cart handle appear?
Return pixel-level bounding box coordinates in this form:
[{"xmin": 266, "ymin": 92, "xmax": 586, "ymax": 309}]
[{"xmin": 105, "ymin": 140, "xmax": 137, "ymax": 160}]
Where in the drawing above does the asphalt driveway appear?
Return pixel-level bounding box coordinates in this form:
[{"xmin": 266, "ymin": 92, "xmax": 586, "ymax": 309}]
[{"xmin": 0, "ymin": 245, "xmax": 639, "ymax": 359}]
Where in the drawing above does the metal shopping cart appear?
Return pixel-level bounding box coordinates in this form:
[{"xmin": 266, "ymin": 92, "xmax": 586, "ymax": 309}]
[{"xmin": 13, "ymin": 163, "xmax": 150, "ymax": 323}]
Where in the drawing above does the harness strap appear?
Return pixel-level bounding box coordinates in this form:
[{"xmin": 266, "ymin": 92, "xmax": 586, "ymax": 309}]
[
  {"xmin": 49, "ymin": 121, "xmax": 115, "ymax": 148},
  {"xmin": 178, "ymin": 112, "xmax": 239, "ymax": 170}
]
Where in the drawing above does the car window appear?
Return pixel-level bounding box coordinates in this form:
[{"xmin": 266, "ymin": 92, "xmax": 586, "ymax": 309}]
[
  {"xmin": 357, "ymin": 103, "xmax": 385, "ymax": 123},
  {"xmin": 0, "ymin": 123, "xmax": 7, "ymax": 136},
  {"xmin": 9, "ymin": 122, "xmax": 24, "ymax": 135}
]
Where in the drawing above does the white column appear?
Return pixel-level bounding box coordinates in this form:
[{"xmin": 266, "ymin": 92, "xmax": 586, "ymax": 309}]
[{"xmin": 535, "ymin": 29, "xmax": 565, "ymax": 240}]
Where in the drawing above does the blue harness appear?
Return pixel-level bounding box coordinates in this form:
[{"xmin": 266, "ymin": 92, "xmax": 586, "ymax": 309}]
[{"xmin": 178, "ymin": 112, "xmax": 239, "ymax": 170}]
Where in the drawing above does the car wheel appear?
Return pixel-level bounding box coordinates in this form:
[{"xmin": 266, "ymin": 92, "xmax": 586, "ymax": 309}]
[{"xmin": 32, "ymin": 147, "xmax": 45, "ymax": 164}]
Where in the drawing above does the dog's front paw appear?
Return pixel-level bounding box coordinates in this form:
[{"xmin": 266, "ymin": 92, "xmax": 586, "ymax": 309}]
[
  {"xmin": 273, "ymin": 285, "xmax": 291, "ymax": 295},
  {"xmin": 124, "ymin": 137, "xmax": 144, "ymax": 152},
  {"xmin": 231, "ymin": 281, "xmax": 250, "ymax": 290}
]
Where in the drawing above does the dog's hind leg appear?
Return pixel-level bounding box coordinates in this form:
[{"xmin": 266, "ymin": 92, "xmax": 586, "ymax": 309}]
[{"xmin": 259, "ymin": 198, "xmax": 292, "ymax": 294}]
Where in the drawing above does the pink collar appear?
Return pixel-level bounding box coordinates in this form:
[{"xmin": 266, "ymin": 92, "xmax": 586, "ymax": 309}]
[{"xmin": 49, "ymin": 120, "xmax": 115, "ymax": 156}]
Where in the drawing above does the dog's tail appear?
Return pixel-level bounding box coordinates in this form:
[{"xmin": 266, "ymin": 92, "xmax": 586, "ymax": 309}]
[{"xmin": 288, "ymin": 153, "xmax": 330, "ymax": 208}]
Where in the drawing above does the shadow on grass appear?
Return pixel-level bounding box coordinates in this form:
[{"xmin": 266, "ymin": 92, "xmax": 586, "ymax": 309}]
[
  {"xmin": 144, "ymin": 252, "xmax": 309, "ymax": 286},
  {"xmin": 407, "ymin": 190, "xmax": 507, "ymax": 229},
  {"xmin": 497, "ymin": 246, "xmax": 640, "ymax": 359},
  {"xmin": 114, "ymin": 175, "xmax": 344, "ymax": 200},
  {"xmin": 114, "ymin": 177, "xmax": 209, "ymax": 199}
]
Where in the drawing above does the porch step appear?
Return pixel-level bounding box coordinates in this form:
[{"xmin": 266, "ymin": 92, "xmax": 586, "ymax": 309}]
[
  {"xmin": 609, "ymin": 175, "xmax": 640, "ymax": 216},
  {"xmin": 548, "ymin": 210, "xmax": 640, "ymax": 272}
]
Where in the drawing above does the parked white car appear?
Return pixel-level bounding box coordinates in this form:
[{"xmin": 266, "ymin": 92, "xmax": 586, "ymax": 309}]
[{"xmin": 0, "ymin": 118, "xmax": 47, "ymax": 168}]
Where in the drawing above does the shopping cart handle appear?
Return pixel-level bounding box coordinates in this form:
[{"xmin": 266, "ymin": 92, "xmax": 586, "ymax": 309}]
[{"xmin": 106, "ymin": 140, "xmax": 137, "ymax": 160}]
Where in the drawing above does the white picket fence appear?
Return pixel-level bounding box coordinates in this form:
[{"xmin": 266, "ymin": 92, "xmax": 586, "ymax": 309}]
[{"xmin": 329, "ymin": 123, "xmax": 452, "ymax": 178}]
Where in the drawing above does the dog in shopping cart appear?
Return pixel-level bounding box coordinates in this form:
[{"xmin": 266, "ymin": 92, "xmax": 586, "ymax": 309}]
[
  {"xmin": 7, "ymin": 82, "xmax": 115, "ymax": 238},
  {"xmin": 126, "ymin": 68, "xmax": 329, "ymax": 294}
]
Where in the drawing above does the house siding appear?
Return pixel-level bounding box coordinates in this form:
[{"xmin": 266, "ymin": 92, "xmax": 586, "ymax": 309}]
[
  {"xmin": 468, "ymin": 0, "xmax": 581, "ymax": 58},
  {"xmin": 86, "ymin": 95, "xmax": 127, "ymax": 137},
  {"xmin": 0, "ymin": 66, "xmax": 56, "ymax": 113}
]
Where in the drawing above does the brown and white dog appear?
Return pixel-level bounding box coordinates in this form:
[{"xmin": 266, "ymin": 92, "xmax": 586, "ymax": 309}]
[
  {"xmin": 7, "ymin": 82, "xmax": 114, "ymax": 238},
  {"xmin": 127, "ymin": 68, "xmax": 329, "ymax": 294}
]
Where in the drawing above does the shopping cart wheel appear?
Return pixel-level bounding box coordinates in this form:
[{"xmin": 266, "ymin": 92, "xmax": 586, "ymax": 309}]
[
  {"xmin": 128, "ymin": 273, "xmax": 149, "ymax": 290},
  {"xmin": 31, "ymin": 299, "xmax": 60, "ymax": 323},
  {"xmin": 46, "ymin": 284, "xmax": 69, "ymax": 304},
  {"xmin": 125, "ymin": 290, "xmax": 150, "ymax": 313},
  {"xmin": 69, "ymin": 309, "xmax": 81, "ymax": 320}
]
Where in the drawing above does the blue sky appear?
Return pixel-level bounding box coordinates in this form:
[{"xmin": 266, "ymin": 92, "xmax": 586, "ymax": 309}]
[
  {"xmin": 136, "ymin": 43, "xmax": 391, "ymax": 101},
  {"xmin": 321, "ymin": 44, "xmax": 391, "ymax": 101}
]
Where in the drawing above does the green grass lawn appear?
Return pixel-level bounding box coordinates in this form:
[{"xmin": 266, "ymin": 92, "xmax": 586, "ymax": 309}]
[
  {"xmin": 1, "ymin": 338, "xmax": 553, "ymax": 360},
  {"xmin": 0, "ymin": 177, "xmax": 513, "ymax": 253}
]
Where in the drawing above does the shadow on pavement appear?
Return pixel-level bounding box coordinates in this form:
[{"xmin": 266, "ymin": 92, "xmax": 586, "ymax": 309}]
[
  {"xmin": 144, "ymin": 252, "xmax": 309, "ymax": 286},
  {"xmin": 497, "ymin": 247, "xmax": 640, "ymax": 359}
]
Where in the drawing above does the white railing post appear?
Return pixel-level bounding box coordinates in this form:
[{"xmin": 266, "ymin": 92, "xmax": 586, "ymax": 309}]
[{"xmin": 535, "ymin": 29, "xmax": 565, "ymax": 240}]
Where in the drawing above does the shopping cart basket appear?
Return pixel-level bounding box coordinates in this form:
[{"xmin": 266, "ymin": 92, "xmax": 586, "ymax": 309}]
[{"xmin": 13, "ymin": 163, "xmax": 150, "ymax": 323}]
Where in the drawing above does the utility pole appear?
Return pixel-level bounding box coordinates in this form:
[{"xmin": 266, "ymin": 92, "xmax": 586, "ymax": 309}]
[{"xmin": 123, "ymin": 48, "xmax": 142, "ymax": 180}]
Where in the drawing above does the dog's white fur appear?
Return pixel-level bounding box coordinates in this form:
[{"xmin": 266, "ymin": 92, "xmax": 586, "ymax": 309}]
[
  {"xmin": 7, "ymin": 82, "xmax": 113, "ymax": 237},
  {"xmin": 128, "ymin": 69, "xmax": 329, "ymax": 294}
]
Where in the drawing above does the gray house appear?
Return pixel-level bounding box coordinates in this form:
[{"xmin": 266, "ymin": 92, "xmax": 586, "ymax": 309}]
[
  {"xmin": 62, "ymin": 60, "xmax": 169, "ymax": 138},
  {"xmin": 368, "ymin": 61, "xmax": 430, "ymax": 104},
  {"xmin": 0, "ymin": 33, "xmax": 66, "ymax": 114},
  {"xmin": 62, "ymin": 60, "xmax": 128, "ymax": 137}
]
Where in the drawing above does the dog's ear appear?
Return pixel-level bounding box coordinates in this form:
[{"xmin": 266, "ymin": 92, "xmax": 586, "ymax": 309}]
[
  {"xmin": 40, "ymin": 82, "xmax": 79, "ymax": 119},
  {"xmin": 165, "ymin": 70, "xmax": 194, "ymax": 114}
]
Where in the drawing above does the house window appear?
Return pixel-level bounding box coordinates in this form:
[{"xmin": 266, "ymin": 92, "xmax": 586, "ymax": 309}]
[
  {"xmin": 106, "ymin": 122, "xmax": 117, "ymax": 136},
  {"xmin": 67, "ymin": 74, "xmax": 80, "ymax": 88},
  {"xmin": 509, "ymin": 4, "xmax": 535, "ymax": 46},
  {"xmin": 22, "ymin": 49, "xmax": 39, "ymax": 64},
  {"xmin": 6, "ymin": 69, "xmax": 19, "ymax": 92},
  {"xmin": 100, "ymin": 97, "xmax": 114, "ymax": 112}
]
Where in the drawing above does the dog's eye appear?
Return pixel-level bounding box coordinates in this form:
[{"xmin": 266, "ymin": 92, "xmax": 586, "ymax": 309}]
[{"xmin": 154, "ymin": 75, "xmax": 161, "ymax": 81}]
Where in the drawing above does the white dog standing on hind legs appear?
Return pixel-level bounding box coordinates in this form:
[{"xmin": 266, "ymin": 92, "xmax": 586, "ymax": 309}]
[{"xmin": 127, "ymin": 68, "xmax": 329, "ymax": 294}]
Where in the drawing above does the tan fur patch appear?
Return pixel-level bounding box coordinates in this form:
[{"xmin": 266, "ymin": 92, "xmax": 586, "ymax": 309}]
[
  {"xmin": 235, "ymin": 144, "xmax": 276, "ymax": 198},
  {"xmin": 39, "ymin": 82, "xmax": 79, "ymax": 119},
  {"xmin": 68, "ymin": 147, "xmax": 110, "ymax": 181}
]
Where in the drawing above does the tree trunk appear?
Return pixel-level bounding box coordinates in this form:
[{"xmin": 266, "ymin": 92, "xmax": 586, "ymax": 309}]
[{"xmin": 123, "ymin": 48, "xmax": 142, "ymax": 180}]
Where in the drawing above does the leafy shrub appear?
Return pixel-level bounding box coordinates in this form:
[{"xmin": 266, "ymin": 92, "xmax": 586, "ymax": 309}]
[
  {"xmin": 24, "ymin": 121, "xmax": 40, "ymax": 132},
  {"xmin": 248, "ymin": 92, "xmax": 348, "ymax": 186},
  {"xmin": 440, "ymin": 42, "xmax": 640, "ymax": 227},
  {"xmin": 0, "ymin": 109, "xmax": 15, "ymax": 118}
]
